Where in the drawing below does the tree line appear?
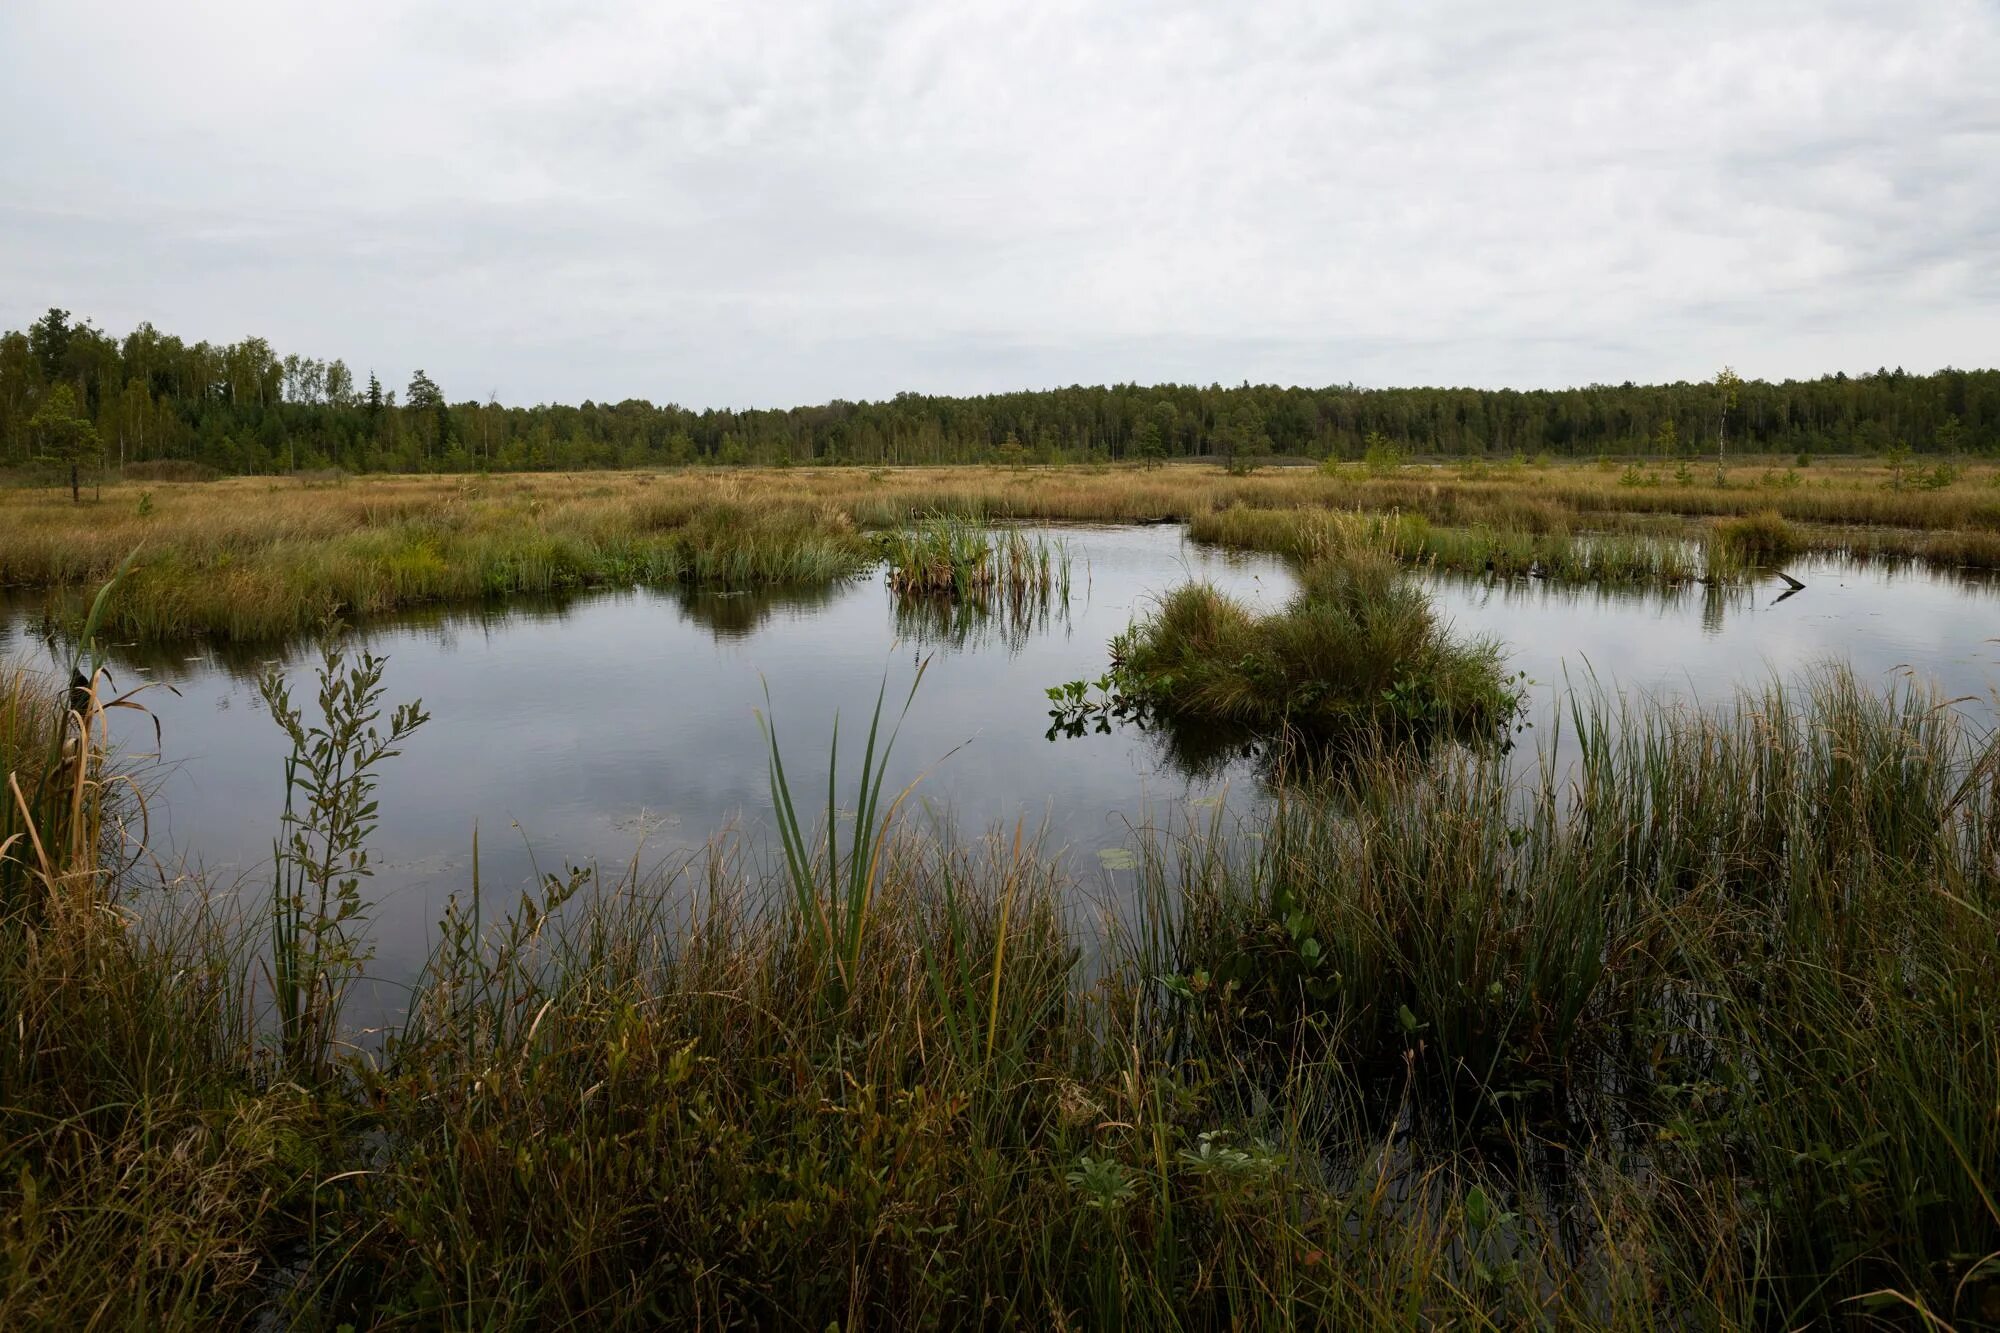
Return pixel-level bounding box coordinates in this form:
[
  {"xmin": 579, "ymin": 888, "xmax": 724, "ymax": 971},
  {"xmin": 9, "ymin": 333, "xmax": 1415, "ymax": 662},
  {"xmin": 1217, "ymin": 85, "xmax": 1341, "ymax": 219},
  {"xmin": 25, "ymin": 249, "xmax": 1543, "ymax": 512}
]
[{"xmin": 4, "ymin": 308, "xmax": 1996, "ymax": 478}]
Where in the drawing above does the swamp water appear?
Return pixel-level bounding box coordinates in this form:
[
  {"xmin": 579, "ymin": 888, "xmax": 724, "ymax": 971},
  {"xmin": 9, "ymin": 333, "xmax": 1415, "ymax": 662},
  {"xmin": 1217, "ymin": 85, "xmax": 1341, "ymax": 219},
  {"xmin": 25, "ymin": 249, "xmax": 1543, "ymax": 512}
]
[{"xmin": 5, "ymin": 524, "xmax": 1998, "ymax": 1009}]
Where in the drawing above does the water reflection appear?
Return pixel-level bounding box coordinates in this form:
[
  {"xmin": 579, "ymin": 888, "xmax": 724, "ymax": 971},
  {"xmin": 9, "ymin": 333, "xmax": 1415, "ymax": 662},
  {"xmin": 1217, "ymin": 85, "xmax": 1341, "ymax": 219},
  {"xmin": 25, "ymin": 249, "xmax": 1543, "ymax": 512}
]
[
  {"xmin": 0, "ymin": 527, "xmax": 1295, "ymax": 996},
  {"xmin": 4, "ymin": 532, "xmax": 1997, "ymax": 1000},
  {"xmin": 891, "ymin": 586, "xmax": 1076, "ymax": 656}
]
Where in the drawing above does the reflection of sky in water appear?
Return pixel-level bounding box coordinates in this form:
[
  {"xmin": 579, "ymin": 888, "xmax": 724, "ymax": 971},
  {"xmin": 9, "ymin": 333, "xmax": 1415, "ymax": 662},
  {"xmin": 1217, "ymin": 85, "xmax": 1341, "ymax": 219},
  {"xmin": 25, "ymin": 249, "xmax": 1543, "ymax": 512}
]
[
  {"xmin": 5, "ymin": 532, "xmax": 1998, "ymax": 999},
  {"xmin": 1424, "ymin": 555, "xmax": 2000, "ymax": 732},
  {"xmin": 0, "ymin": 527, "xmax": 1290, "ymax": 989}
]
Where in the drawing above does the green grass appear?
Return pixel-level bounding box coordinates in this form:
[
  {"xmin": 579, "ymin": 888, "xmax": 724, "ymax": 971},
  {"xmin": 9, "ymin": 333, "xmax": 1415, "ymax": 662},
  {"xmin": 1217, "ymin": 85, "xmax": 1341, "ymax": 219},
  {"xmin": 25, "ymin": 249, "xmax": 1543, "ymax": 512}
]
[
  {"xmin": 1107, "ymin": 552, "xmax": 1522, "ymax": 747},
  {"xmin": 879, "ymin": 514, "xmax": 1073, "ymax": 600},
  {"xmin": 1190, "ymin": 504, "xmax": 1707, "ymax": 587}
]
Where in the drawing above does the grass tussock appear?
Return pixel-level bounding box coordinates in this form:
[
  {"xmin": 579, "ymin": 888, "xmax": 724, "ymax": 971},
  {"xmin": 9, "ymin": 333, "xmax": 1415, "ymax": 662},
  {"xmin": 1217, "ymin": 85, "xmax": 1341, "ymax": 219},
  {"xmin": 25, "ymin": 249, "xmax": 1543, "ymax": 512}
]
[
  {"xmin": 1110, "ymin": 553, "xmax": 1521, "ymax": 743},
  {"xmin": 1710, "ymin": 508, "xmax": 1803, "ymax": 567}
]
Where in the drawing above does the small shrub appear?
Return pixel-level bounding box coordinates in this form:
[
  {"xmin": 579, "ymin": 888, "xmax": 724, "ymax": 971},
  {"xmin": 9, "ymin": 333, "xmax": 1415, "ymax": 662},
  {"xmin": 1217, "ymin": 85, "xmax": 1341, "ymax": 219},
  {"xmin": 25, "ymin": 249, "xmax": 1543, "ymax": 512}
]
[
  {"xmin": 1914, "ymin": 462, "xmax": 1960, "ymax": 491},
  {"xmin": 1362, "ymin": 436, "xmax": 1405, "ymax": 476}
]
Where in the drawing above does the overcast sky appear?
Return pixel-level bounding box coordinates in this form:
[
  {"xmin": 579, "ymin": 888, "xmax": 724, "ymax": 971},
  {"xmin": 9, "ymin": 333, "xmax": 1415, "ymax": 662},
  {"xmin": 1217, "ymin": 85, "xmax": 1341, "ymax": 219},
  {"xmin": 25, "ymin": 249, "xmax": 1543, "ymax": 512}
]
[{"xmin": 3, "ymin": 0, "xmax": 1996, "ymax": 408}]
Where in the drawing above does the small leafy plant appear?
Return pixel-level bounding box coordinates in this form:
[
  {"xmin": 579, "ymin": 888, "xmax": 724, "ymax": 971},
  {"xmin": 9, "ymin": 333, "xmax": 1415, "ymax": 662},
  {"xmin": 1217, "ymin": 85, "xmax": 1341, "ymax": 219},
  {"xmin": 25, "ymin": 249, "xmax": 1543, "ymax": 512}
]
[{"xmin": 259, "ymin": 640, "xmax": 428, "ymax": 1077}]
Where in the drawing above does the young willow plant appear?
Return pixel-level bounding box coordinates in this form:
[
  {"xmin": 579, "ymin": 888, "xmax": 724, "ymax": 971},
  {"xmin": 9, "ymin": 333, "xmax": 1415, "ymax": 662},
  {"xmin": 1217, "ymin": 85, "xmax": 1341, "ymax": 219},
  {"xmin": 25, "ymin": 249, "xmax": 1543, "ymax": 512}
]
[
  {"xmin": 756, "ymin": 659, "xmax": 928, "ymax": 998},
  {"xmin": 258, "ymin": 642, "xmax": 428, "ymax": 1076}
]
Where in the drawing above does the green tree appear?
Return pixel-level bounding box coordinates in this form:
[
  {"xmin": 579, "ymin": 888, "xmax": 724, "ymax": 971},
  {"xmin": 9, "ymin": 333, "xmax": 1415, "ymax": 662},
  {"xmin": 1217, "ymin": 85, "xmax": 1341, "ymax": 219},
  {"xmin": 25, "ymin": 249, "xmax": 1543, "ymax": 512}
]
[
  {"xmin": 28, "ymin": 308, "xmax": 73, "ymax": 384},
  {"xmin": 1133, "ymin": 419, "xmax": 1165, "ymax": 467},
  {"xmin": 325, "ymin": 360, "xmax": 355, "ymax": 409},
  {"xmin": 406, "ymin": 370, "xmax": 448, "ymax": 463},
  {"xmin": 0, "ymin": 331, "xmax": 42, "ymax": 460},
  {"xmin": 30, "ymin": 382, "xmax": 100, "ymax": 501}
]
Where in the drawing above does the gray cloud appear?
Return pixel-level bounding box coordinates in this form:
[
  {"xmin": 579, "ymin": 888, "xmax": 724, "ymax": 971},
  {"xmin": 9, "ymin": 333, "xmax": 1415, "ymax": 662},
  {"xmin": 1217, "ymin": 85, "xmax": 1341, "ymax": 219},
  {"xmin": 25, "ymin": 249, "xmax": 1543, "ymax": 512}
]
[{"xmin": 3, "ymin": 0, "xmax": 1995, "ymax": 406}]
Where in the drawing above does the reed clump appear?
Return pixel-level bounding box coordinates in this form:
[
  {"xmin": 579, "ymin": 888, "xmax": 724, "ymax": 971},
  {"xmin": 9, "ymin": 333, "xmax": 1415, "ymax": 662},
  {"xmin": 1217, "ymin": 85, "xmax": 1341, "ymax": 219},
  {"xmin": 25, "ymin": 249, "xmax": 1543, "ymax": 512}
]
[
  {"xmin": 2, "ymin": 606, "xmax": 304, "ymax": 1326},
  {"xmin": 880, "ymin": 514, "xmax": 1071, "ymax": 600}
]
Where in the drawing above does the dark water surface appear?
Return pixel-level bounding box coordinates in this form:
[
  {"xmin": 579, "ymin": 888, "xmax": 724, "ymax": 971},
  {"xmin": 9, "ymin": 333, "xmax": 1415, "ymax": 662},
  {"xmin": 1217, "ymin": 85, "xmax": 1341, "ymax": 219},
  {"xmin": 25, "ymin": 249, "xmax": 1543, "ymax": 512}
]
[{"xmin": 5, "ymin": 526, "xmax": 1998, "ymax": 997}]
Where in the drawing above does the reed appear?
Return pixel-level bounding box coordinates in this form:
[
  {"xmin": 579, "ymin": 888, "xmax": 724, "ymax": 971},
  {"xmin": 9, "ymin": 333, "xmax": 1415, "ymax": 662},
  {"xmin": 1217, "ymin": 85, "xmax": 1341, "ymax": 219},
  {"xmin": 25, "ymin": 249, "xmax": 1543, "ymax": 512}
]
[{"xmin": 880, "ymin": 514, "xmax": 1072, "ymax": 600}]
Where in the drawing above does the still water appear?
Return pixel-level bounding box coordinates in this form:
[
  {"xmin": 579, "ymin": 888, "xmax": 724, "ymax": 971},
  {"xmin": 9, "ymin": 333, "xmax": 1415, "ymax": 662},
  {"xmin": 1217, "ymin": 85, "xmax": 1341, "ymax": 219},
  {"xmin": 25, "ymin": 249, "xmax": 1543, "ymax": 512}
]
[{"xmin": 4, "ymin": 524, "xmax": 1998, "ymax": 993}]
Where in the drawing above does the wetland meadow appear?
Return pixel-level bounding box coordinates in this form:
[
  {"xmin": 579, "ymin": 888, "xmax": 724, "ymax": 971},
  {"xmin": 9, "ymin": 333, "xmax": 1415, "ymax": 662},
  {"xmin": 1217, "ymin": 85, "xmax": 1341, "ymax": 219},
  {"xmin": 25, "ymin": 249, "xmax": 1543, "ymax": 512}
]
[{"xmin": 4, "ymin": 457, "xmax": 1999, "ymax": 1328}]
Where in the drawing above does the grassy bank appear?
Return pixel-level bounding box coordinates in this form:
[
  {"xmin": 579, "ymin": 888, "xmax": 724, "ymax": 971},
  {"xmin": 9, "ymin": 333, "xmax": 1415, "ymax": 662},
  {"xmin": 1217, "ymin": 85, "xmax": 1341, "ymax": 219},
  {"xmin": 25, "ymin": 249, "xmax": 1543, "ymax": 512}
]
[
  {"xmin": 4, "ymin": 631, "xmax": 1997, "ymax": 1326},
  {"xmin": 5, "ymin": 457, "xmax": 2000, "ymax": 642},
  {"xmin": 1187, "ymin": 504, "xmax": 1711, "ymax": 585}
]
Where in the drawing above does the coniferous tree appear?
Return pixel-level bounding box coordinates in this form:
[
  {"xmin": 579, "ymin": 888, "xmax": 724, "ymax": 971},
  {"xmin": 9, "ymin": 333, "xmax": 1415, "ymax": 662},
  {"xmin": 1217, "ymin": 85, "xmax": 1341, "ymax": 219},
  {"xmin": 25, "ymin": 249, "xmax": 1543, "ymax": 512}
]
[{"xmin": 30, "ymin": 382, "xmax": 98, "ymax": 501}]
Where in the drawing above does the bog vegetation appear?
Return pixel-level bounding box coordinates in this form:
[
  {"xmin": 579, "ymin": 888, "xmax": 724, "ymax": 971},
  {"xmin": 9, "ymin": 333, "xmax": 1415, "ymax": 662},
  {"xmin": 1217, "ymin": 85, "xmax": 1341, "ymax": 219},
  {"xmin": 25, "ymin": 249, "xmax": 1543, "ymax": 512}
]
[
  {"xmin": 4, "ymin": 449, "xmax": 2000, "ymax": 1324},
  {"xmin": 3, "ymin": 564, "xmax": 1997, "ymax": 1325},
  {"xmin": 1103, "ymin": 553, "xmax": 1521, "ymax": 744},
  {"xmin": 7, "ymin": 455, "xmax": 2000, "ymax": 642}
]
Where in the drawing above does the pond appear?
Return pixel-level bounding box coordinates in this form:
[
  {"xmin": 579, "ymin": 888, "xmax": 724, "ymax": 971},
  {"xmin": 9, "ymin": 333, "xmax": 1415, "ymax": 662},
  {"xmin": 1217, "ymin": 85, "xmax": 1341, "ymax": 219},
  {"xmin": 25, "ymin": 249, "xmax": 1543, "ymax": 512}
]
[{"xmin": 5, "ymin": 524, "xmax": 1998, "ymax": 1005}]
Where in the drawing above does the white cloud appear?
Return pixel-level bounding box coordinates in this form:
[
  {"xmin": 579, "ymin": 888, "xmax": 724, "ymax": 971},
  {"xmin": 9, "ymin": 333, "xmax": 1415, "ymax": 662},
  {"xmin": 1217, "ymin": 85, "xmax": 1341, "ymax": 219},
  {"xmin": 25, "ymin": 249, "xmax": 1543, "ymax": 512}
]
[{"xmin": 3, "ymin": 0, "xmax": 1995, "ymax": 406}]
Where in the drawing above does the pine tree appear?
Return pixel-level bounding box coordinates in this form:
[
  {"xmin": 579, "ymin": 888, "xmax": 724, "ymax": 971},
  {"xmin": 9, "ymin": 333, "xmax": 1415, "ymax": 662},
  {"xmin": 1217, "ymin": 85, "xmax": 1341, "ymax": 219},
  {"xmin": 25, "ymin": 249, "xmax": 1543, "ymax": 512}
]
[{"xmin": 30, "ymin": 382, "xmax": 99, "ymax": 502}]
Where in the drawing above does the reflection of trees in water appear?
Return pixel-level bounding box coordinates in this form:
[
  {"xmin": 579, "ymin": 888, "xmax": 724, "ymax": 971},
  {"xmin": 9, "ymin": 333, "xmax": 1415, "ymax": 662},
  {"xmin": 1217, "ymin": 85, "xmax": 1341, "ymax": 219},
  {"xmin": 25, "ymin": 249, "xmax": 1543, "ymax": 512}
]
[
  {"xmin": 890, "ymin": 585, "xmax": 1073, "ymax": 657},
  {"xmin": 674, "ymin": 583, "xmax": 841, "ymax": 639},
  {"xmin": 3, "ymin": 581, "xmax": 857, "ymax": 682},
  {"xmin": 9, "ymin": 591, "xmax": 600, "ymax": 683}
]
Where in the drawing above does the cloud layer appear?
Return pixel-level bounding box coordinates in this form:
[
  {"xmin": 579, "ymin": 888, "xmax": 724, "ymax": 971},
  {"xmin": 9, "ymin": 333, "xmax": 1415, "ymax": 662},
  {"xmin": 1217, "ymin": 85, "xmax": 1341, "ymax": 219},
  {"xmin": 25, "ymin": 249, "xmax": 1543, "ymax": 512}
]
[{"xmin": 4, "ymin": 0, "xmax": 1995, "ymax": 406}]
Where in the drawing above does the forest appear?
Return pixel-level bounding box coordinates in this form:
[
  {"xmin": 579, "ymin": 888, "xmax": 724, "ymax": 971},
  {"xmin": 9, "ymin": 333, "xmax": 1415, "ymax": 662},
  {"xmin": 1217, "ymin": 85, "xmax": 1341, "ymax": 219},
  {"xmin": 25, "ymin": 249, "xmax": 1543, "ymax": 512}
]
[{"xmin": 4, "ymin": 307, "xmax": 1997, "ymax": 476}]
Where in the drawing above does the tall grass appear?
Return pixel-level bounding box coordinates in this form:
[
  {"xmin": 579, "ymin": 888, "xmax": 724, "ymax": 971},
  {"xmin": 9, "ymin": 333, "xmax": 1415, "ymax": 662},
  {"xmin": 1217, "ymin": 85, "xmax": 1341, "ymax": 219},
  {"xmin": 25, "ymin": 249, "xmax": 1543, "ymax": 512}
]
[
  {"xmin": 1193, "ymin": 504, "xmax": 1706, "ymax": 586},
  {"xmin": 757, "ymin": 662, "xmax": 928, "ymax": 997},
  {"xmin": 1, "ymin": 566, "xmax": 285, "ymax": 1327},
  {"xmin": 880, "ymin": 514, "xmax": 1073, "ymax": 600},
  {"xmin": 314, "ymin": 667, "xmax": 1999, "ymax": 1326}
]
